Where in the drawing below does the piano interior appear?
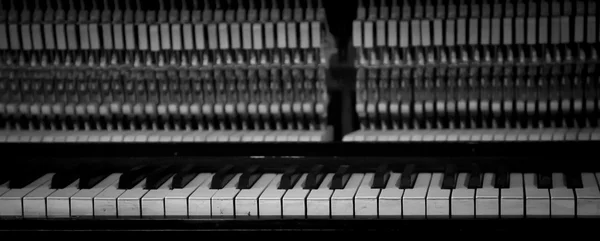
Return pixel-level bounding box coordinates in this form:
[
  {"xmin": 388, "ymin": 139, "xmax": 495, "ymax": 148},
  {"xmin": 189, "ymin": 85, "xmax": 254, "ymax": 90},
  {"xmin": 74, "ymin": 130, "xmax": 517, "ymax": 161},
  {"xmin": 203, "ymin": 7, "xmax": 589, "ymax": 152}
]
[{"xmin": 1, "ymin": 0, "xmax": 600, "ymax": 233}]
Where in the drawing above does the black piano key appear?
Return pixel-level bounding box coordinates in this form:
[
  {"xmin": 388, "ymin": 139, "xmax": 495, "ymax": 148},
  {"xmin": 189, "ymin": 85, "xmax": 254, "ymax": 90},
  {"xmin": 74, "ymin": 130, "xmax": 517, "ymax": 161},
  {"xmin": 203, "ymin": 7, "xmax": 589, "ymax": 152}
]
[
  {"xmin": 304, "ymin": 164, "xmax": 326, "ymax": 189},
  {"xmin": 9, "ymin": 163, "xmax": 48, "ymax": 189},
  {"xmin": 50, "ymin": 170, "xmax": 80, "ymax": 189},
  {"xmin": 442, "ymin": 164, "xmax": 457, "ymax": 189},
  {"xmin": 494, "ymin": 166, "xmax": 510, "ymax": 189},
  {"xmin": 330, "ymin": 165, "xmax": 351, "ymax": 189},
  {"xmin": 371, "ymin": 164, "xmax": 390, "ymax": 189},
  {"xmin": 278, "ymin": 165, "xmax": 301, "ymax": 189},
  {"xmin": 145, "ymin": 165, "xmax": 176, "ymax": 189},
  {"xmin": 537, "ymin": 172, "xmax": 553, "ymax": 189},
  {"xmin": 399, "ymin": 164, "xmax": 416, "ymax": 189},
  {"xmin": 210, "ymin": 165, "xmax": 236, "ymax": 189},
  {"xmin": 565, "ymin": 172, "xmax": 583, "ymax": 189},
  {"xmin": 118, "ymin": 165, "xmax": 155, "ymax": 189},
  {"xmin": 237, "ymin": 165, "xmax": 262, "ymax": 189},
  {"xmin": 467, "ymin": 164, "xmax": 483, "ymax": 189},
  {"xmin": 171, "ymin": 165, "xmax": 205, "ymax": 189},
  {"xmin": 79, "ymin": 172, "xmax": 111, "ymax": 189}
]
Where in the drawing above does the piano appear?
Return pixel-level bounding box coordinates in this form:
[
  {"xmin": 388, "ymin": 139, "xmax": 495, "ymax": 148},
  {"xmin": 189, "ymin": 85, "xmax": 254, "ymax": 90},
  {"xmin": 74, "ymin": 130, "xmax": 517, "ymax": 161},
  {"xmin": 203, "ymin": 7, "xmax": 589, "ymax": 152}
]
[{"xmin": 1, "ymin": 0, "xmax": 600, "ymax": 234}]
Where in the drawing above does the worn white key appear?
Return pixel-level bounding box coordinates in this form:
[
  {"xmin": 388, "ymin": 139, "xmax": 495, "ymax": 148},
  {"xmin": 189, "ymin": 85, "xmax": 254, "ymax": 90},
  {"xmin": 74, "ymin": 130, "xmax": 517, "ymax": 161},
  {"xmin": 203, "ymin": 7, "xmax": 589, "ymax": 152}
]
[
  {"xmin": 475, "ymin": 173, "xmax": 499, "ymax": 218},
  {"xmin": 332, "ymin": 173, "xmax": 364, "ymax": 218},
  {"xmin": 165, "ymin": 173, "xmax": 212, "ymax": 217},
  {"xmin": 378, "ymin": 173, "xmax": 403, "ymax": 218},
  {"xmin": 355, "ymin": 173, "xmax": 380, "ymax": 218},
  {"xmin": 575, "ymin": 173, "xmax": 600, "ymax": 217},
  {"xmin": 117, "ymin": 179, "xmax": 149, "ymax": 217},
  {"xmin": 16, "ymin": 174, "xmax": 55, "ymax": 218},
  {"xmin": 94, "ymin": 177, "xmax": 128, "ymax": 217},
  {"xmin": 426, "ymin": 173, "xmax": 451, "ymax": 219},
  {"xmin": 403, "ymin": 173, "xmax": 432, "ymax": 219},
  {"xmin": 0, "ymin": 174, "xmax": 54, "ymax": 217},
  {"xmin": 211, "ymin": 173, "xmax": 242, "ymax": 218},
  {"xmin": 524, "ymin": 173, "xmax": 550, "ymax": 218},
  {"xmin": 236, "ymin": 174, "xmax": 276, "ymax": 219},
  {"xmin": 550, "ymin": 173, "xmax": 575, "ymax": 218},
  {"xmin": 141, "ymin": 177, "xmax": 174, "ymax": 217},
  {"xmin": 258, "ymin": 174, "xmax": 287, "ymax": 218},
  {"xmin": 282, "ymin": 174, "xmax": 310, "ymax": 219},
  {"xmin": 47, "ymin": 179, "xmax": 80, "ymax": 218},
  {"xmin": 306, "ymin": 173, "xmax": 335, "ymax": 218},
  {"xmin": 188, "ymin": 174, "xmax": 222, "ymax": 217},
  {"xmin": 71, "ymin": 174, "xmax": 120, "ymax": 217},
  {"xmin": 451, "ymin": 173, "xmax": 475, "ymax": 218},
  {"xmin": 501, "ymin": 173, "xmax": 524, "ymax": 218}
]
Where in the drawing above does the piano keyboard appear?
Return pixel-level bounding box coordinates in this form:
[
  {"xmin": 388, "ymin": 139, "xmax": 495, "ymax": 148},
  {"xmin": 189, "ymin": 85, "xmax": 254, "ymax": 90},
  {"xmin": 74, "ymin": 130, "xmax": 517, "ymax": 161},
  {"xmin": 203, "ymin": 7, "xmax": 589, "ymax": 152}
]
[
  {"xmin": 1, "ymin": 164, "xmax": 600, "ymax": 219},
  {"xmin": 0, "ymin": 0, "xmax": 336, "ymax": 143},
  {"xmin": 345, "ymin": 0, "xmax": 600, "ymax": 142}
]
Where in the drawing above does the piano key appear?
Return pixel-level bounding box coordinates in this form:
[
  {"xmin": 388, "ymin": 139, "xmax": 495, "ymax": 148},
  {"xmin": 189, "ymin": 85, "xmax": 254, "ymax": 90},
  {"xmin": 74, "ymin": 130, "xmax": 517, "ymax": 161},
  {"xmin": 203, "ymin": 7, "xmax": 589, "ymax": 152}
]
[
  {"xmin": 165, "ymin": 173, "xmax": 212, "ymax": 217},
  {"xmin": 210, "ymin": 165, "xmax": 236, "ymax": 189},
  {"xmin": 549, "ymin": 173, "xmax": 575, "ymax": 218},
  {"xmin": 22, "ymin": 173, "xmax": 59, "ymax": 218},
  {"xmin": 71, "ymin": 174, "xmax": 121, "ymax": 218},
  {"xmin": 281, "ymin": 173, "xmax": 310, "ymax": 219},
  {"xmin": 399, "ymin": 164, "xmax": 416, "ymax": 188},
  {"xmin": 304, "ymin": 165, "xmax": 326, "ymax": 190},
  {"xmin": 524, "ymin": 173, "xmax": 550, "ymax": 218},
  {"xmin": 188, "ymin": 173, "xmax": 222, "ymax": 218},
  {"xmin": 145, "ymin": 165, "xmax": 175, "ymax": 190},
  {"xmin": 118, "ymin": 165, "xmax": 155, "ymax": 189},
  {"xmin": 575, "ymin": 173, "xmax": 600, "ymax": 217},
  {"xmin": 141, "ymin": 176, "xmax": 174, "ymax": 218},
  {"xmin": 258, "ymin": 174, "xmax": 287, "ymax": 219},
  {"xmin": 117, "ymin": 178, "xmax": 150, "ymax": 217},
  {"xmin": 236, "ymin": 173, "xmax": 277, "ymax": 219},
  {"xmin": 371, "ymin": 164, "xmax": 390, "ymax": 189},
  {"xmin": 306, "ymin": 173, "xmax": 335, "ymax": 218},
  {"xmin": 377, "ymin": 173, "xmax": 402, "ymax": 218},
  {"xmin": 451, "ymin": 173, "xmax": 475, "ymax": 219},
  {"xmin": 403, "ymin": 173, "xmax": 432, "ymax": 219},
  {"xmin": 500, "ymin": 173, "xmax": 525, "ymax": 218},
  {"xmin": 0, "ymin": 173, "xmax": 53, "ymax": 217},
  {"xmin": 47, "ymin": 179, "xmax": 80, "ymax": 218},
  {"xmin": 331, "ymin": 173, "xmax": 364, "ymax": 218},
  {"xmin": 330, "ymin": 165, "xmax": 351, "ymax": 190},
  {"xmin": 426, "ymin": 173, "xmax": 451, "ymax": 219},
  {"xmin": 237, "ymin": 165, "xmax": 262, "ymax": 190},
  {"xmin": 278, "ymin": 165, "xmax": 301, "ymax": 190},
  {"xmin": 475, "ymin": 173, "xmax": 499, "ymax": 218},
  {"xmin": 355, "ymin": 173, "xmax": 380, "ymax": 218},
  {"xmin": 211, "ymin": 173, "xmax": 242, "ymax": 218}
]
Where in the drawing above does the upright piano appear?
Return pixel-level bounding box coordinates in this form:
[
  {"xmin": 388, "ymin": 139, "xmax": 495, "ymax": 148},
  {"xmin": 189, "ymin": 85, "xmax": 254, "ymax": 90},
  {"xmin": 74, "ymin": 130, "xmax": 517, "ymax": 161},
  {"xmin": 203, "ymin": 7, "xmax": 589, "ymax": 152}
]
[{"xmin": 1, "ymin": 0, "xmax": 600, "ymax": 233}]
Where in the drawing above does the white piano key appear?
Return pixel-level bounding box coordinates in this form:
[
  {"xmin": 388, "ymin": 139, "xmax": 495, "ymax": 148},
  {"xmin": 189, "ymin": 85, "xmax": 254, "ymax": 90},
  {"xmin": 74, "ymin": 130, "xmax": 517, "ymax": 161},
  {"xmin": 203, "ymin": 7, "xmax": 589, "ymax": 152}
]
[
  {"xmin": 549, "ymin": 173, "xmax": 575, "ymax": 218},
  {"xmin": 47, "ymin": 179, "xmax": 80, "ymax": 218},
  {"xmin": 282, "ymin": 174, "xmax": 310, "ymax": 219},
  {"xmin": 117, "ymin": 179, "xmax": 149, "ymax": 217},
  {"xmin": 451, "ymin": 173, "xmax": 475, "ymax": 218},
  {"xmin": 165, "ymin": 173, "xmax": 212, "ymax": 217},
  {"xmin": 500, "ymin": 173, "xmax": 524, "ymax": 218},
  {"xmin": 141, "ymin": 176, "xmax": 174, "ymax": 218},
  {"xmin": 354, "ymin": 173, "xmax": 380, "ymax": 218},
  {"xmin": 71, "ymin": 174, "xmax": 121, "ymax": 217},
  {"xmin": 426, "ymin": 173, "xmax": 451, "ymax": 219},
  {"xmin": 378, "ymin": 173, "xmax": 403, "ymax": 218},
  {"xmin": 236, "ymin": 174, "xmax": 277, "ymax": 219},
  {"xmin": 0, "ymin": 174, "xmax": 53, "ymax": 218},
  {"xmin": 524, "ymin": 173, "xmax": 550, "ymax": 218},
  {"xmin": 576, "ymin": 173, "xmax": 600, "ymax": 217},
  {"xmin": 475, "ymin": 173, "xmax": 499, "ymax": 218},
  {"xmin": 332, "ymin": 173, "xmax": 364, "ymax": 218},
  {"xmin": 94, "ymin": 177, "xmax": 128, "ymax": 217},
  {"xmin": 306, "ymin": 173, "xmax": 335, "ymax": 218},
  {"xmin": 403, "ymin": 173, "xmax": 432, "ymax": 219},
  {"xmin": 258, "ymin": 174, "xmax": 287, "ymax": 218},
  {"xmin": 211, "ymin": 173, "xmax": 242, "ymax": 218},
  {"xmin": 23, "ymin": 174, "xmax": 59, "ymax": 218},
  {"xmin": 188, "ymin": 174, "xmax": 222, "ymax": 217}
]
